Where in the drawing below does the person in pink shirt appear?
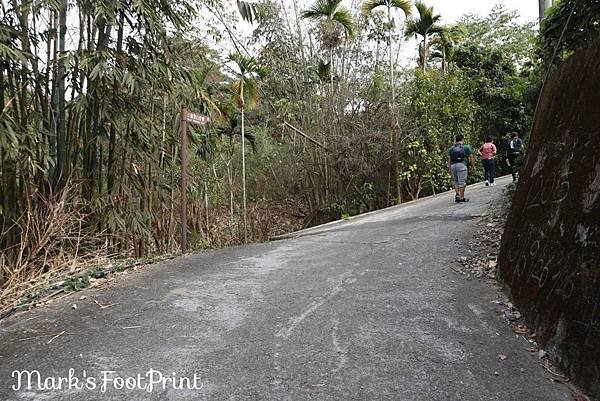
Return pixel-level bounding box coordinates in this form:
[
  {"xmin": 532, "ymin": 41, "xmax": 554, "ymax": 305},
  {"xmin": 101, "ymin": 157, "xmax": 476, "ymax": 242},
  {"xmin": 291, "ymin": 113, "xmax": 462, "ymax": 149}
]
[{"xmin": 478, "ymin": 136, "xmax": 497, "ymax": 186}]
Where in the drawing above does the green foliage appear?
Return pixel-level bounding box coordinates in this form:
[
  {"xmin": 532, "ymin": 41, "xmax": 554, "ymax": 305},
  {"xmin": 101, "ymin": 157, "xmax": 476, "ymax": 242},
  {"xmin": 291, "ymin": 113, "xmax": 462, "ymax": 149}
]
[
  {"xmin": 454, "ymin": 43, "xmax": 532, "ymax": 138},
  {"xmin": 405, "ymin": 1, "xmax": 443, "ymax": 69},
  {"xmin": 229, "ymin": 54, "xmax": 269, "ymax": 109},
  {"xmin": 405, "ymin": 1, "xmax": 442, "ymax": 40},
  {"xmin": 402, "ymin": 69, "xmax": 478, "ymax": 197},
  {"xmin": 429, "ymin": 24, "xmax": 466, "ymax": 71},
  {"xmin": 458, "ymin": 5, "xmax": 537, "ymax": 64},
  {"xmin": 540, "ymin": 0, "xmax": 600, "ymax": 66}
]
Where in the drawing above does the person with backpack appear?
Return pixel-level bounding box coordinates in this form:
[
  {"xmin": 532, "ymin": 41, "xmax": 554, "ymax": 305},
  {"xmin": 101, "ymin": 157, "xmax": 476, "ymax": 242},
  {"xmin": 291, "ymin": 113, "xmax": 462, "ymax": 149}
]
[
  {"xmin": 448, "ymin": 134, "xmax": 475, "ymax": 203},
  {"xmin": 478, "ymin": 135, "xmax": 497, "ymax": 186},
  {"xmin": 506, "ymin": 132, "xmax": 524, "ymax": 181}
]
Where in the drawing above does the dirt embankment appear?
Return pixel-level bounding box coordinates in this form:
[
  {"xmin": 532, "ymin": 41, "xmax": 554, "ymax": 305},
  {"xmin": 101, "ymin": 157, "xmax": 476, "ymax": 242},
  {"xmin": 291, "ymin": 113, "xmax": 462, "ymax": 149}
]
[{"xmin": 498, "ymin": 42, "xmax": 600, "ymax": 399}]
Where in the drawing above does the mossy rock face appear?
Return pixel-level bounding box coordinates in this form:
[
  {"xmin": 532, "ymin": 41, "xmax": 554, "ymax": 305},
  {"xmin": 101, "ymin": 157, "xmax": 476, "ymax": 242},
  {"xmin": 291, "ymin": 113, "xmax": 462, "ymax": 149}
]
[{"xmin": 498, "ymin": 41, "xmax": 600, "ymax": 399}]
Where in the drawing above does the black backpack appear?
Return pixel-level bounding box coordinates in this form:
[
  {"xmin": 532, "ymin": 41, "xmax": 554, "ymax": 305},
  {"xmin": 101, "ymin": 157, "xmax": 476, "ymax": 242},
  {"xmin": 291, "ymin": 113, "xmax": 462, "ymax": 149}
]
[
  {"xmin": 450, "ymin": 144, "xmax": 465, "ymax": 162},
  {"xmin": 509, "ymin": 138, "xmax": 523, "ymax": 154}
]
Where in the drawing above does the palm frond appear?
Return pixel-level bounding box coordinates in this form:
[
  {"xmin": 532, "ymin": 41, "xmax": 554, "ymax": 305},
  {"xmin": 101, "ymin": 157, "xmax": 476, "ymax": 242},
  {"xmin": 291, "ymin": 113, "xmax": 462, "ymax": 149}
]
[
  {"xmin": 361, "ymin": 0, "xmax": 387, "ymax": 16},
  {"xmin": 390, "ymin": 0, "xmax": 412, "ymax": 17},
  {"xmin": 404, "ymin": 0, "xmax": 440, "ymax": 38},
  {"xmin": 232, "ymin": 79, "xmax": 244, "ymax": 107},
  {"xmin": 333, "ymin": 7, "xmax": 355, "ymax": 37},
  {"xmin": 244, "ymin": 80, "xmax": 259, "ymax": 109},
  {"xmin": 236, "ymin": 0, "xmax": 263, "ymax": 24},
  {"xmin": 405, "ymin": 19, "xmax": 419, "ymax": 38},
  {"xmin": 302, "ymin": 0, "xmax": 354, "ymax": 37},
  {"xmin": 414, "ymin": 0, "xmax": 430, "ymax": 18},
  {"xmin": 301, "ymin": 0, "xmax": 338, "ymax": 20}
]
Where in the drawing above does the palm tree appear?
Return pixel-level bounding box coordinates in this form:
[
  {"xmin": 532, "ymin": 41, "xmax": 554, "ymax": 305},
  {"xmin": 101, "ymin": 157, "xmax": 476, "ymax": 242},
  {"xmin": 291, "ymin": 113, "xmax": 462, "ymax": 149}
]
[
  {"xmin": 405, "ymin": 0, "xmax": 442, "ymax": 72},
  {"xmin": 301, "ymin": 0, "xmax": 353, "ymax": 203},
  {"xmin": 362, "ymin": 0, "xmax": 411, "ymax": 205},
  {"xmin": 429, "ymin": 24, "xmax": 465, "ymax": 73},
  {"xmin": 301, "ymin": 0, "xmax": 354, "ymax": 92},
  {"xmin": 229, "ymin": 54, "xmax": 268, "ymax": 243},
  {"xmin": 361, "ymin": 0, "xmax": 411, "ymax": 114}
]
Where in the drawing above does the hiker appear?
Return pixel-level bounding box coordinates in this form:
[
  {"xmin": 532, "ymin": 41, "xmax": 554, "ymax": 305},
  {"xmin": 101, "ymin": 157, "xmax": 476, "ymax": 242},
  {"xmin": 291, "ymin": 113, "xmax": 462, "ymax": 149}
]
[
  {"xmin": 448, "ymin": 134, "xmax": 475, "ymax": 203},
  {"xmin": 506, "ymin": 132, "xmax": 524, "ymax": 181},
  {"xmin": 478, "ymin": 135, "xmax": 497, "ymax": 186}
]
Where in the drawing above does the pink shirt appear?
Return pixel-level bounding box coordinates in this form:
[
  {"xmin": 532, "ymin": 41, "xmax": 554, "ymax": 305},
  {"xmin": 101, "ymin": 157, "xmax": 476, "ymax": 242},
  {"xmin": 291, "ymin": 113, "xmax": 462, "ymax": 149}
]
[{"xmin": 480, "ymin": 142, "xmax": 497, "ymax": 160}]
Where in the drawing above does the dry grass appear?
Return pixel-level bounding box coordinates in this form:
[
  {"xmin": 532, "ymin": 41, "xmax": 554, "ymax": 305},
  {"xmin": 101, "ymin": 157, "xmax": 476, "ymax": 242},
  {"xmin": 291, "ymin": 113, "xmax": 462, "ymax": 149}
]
[
  {"xmin": 0, "ymin": 185, "xmax": 111, "ymax": 313},
  {"xmin": 0, "ymin": 188, "xmax": 308, "ymax": 316}
]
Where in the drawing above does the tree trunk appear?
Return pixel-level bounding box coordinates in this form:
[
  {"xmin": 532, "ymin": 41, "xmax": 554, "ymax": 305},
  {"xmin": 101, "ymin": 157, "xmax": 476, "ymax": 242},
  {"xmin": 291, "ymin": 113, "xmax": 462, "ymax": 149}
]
[
  {"xmin": 241, "ymin": 106, "xmax": 247, "ymax": 243},
  {"xmin": 422, "ymin": 36, "xmax": 428, "ymax": 72},
  {"xmin": 442, "ymin": 47, "xmax": 447, "ymax": 74},
  {"xmin": 55, "ymin": 0, "xmax": 68, "ymax": 189},
  {"xmin": 387, "ymin": 5, "xmax": 396, "ymax": 205},
  {"xmin": 538, "ymin": 0, "xmax": 551, "ymax": 25}
]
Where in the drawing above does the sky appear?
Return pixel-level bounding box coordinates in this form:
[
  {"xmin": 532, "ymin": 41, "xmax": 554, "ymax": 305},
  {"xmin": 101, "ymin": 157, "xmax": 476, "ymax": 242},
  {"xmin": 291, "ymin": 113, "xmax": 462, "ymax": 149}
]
[{"xmin": 421, "ymin": 0, "xmax": 539, "ymax": 25}]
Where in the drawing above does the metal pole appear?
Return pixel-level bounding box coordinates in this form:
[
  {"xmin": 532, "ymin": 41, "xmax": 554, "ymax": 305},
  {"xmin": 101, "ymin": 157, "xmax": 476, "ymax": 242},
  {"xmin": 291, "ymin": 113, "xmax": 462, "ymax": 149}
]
[{"xmin": 180, "ymin": 105, "xmax": 188, "ymax": 254}]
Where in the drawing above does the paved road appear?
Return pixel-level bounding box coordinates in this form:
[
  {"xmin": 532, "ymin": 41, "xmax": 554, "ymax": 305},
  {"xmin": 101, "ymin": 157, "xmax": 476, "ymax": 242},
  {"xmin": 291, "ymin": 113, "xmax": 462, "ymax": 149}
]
[{"xmin": 0, "ymin": 176, "xmax": 572, "ymax": 401}]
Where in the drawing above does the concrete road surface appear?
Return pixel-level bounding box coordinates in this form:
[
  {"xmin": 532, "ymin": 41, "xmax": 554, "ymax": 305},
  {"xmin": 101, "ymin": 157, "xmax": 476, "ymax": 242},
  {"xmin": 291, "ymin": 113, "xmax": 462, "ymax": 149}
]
[{"xmin": 0, "ymin": 176, "xmax": 573, "ymax": 400}]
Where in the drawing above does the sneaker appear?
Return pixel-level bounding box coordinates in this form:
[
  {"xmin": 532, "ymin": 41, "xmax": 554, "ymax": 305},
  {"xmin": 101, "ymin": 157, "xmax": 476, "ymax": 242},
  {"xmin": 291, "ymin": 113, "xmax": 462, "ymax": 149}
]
[
  {"xmin": 485, "ymin": 180, "xmax": 489, "ymax": 186},
  {"xmin": 490, "ymin": 182, "xmax": 496, "ymax": 186},
  {"xmin": 455, "ymin": 194, "xmax": 461, "ymax": 202},
  {"xmin": 459, "ymin": 198, "xmax": 470, "ymax": 203}
]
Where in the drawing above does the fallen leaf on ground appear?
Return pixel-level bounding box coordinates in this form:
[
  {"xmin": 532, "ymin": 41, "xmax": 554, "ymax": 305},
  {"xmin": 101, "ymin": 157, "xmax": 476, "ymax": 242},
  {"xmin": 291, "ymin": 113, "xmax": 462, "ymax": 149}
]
[
  {"xmin": 498, "ymin": 353, "xmax": 508, "ymax": 360},
  {"xmin": 47, "ymin": 331, "xmax": 65, "ymax": 345},
  {"xmin": 511, "ymin": 324, "xmax": 528, "ymax": 335},
  {"xmin": 572, "ymin": 389, "xmax": 591, "ymax": 401},
  {"xmin": 543, "ymin": 359, "xmax": 569, "ymax": 382},
  {"xmin": 94, "ymin": 300, "xmax": 118, "ymax": 309}
]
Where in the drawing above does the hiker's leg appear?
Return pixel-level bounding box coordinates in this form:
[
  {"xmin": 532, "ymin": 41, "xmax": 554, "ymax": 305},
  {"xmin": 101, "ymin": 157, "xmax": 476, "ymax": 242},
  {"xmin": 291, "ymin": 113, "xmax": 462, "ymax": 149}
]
[
  {"xmin": 489, "ymin": 159, "xmax": 496, "ymax": 184},
  {"xmin": 509, "ymin": 156, "xmax": 516, "ymax": 181},
  {"xmin": 451, "ymin": 165, "xmax": 460, "ymax": 196},
  {"xmin": 457, "ymin": 165, "xmax": 468, "ymax": 199},
  {"xmin": 485, "ymin": 159, "xmax": 492, "ymax": 182},
  {"xmin": 482, "ymin": 160, "xmax": 488, "ymax": 182}
]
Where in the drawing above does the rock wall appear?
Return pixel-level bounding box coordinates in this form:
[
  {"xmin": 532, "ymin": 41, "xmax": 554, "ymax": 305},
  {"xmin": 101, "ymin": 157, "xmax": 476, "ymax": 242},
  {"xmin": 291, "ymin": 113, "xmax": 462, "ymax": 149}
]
[{"xmin": 498, "ymin": 42, "xmax": 600, "ymax": 398}]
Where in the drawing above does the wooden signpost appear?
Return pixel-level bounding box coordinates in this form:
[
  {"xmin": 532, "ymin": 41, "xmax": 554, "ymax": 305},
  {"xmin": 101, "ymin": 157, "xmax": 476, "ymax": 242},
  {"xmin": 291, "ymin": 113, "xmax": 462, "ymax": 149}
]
[{"xmin": 179, "ymin": 106, "xmax": 211, "ymax": 254}]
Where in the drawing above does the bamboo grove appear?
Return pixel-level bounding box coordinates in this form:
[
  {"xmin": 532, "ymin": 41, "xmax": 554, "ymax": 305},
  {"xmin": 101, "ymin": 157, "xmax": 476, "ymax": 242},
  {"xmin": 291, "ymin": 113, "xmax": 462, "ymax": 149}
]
[{"xmin": 0, "ymin": 0, "xmax": 213, "ymax": 256}]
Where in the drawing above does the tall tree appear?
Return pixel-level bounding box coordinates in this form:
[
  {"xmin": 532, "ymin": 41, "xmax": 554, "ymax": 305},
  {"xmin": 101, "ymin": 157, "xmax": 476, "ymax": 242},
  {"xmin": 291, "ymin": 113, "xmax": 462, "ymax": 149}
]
[
  {"xmin": 361, "ymin": 0, "xmax": 412, "ymax": 204},
  {"xmin": 405, "ymin": 0, "xmax": 442, "ymax": 72},
  {"xmin": 229, "ymin": 54, "xmax": 268, "ymax": 243},
  {"xmin": 361, "ymin": 0, "xmax": 411, "ymax": 111},
  {"xmin": 301, "ymin": 0, "xmax": 354, "ymax": 92},
  {"xmin": 429, "ymin": 24, "xmax": 465, "ymax": 73}
]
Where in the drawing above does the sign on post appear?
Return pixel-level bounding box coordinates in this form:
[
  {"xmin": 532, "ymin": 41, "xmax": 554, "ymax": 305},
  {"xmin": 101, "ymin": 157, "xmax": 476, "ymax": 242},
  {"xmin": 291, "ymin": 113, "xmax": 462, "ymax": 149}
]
[
  {"xmin": 187, "ymin": 112, "xmax": 211, "ymax": 125},
  {"xmin": 179, "ymin": 107, "xmax": 211, "ymax": 254}
]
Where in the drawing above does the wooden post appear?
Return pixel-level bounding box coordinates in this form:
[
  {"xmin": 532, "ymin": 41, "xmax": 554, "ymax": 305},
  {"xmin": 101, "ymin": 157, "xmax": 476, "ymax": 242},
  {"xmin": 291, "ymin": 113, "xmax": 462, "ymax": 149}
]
[{"xmin": 180, "ymin": 106, "xmax": 188, "ymax": 254}]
